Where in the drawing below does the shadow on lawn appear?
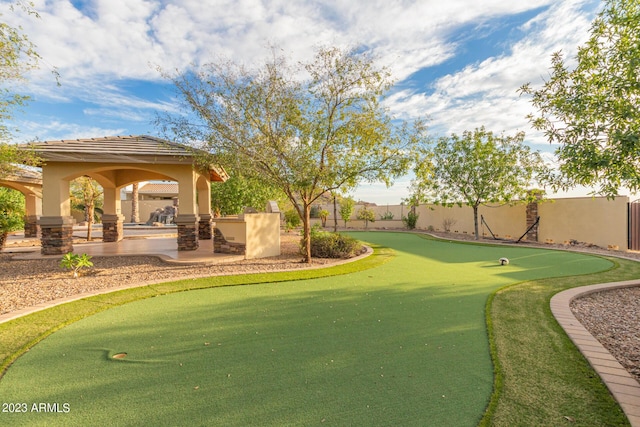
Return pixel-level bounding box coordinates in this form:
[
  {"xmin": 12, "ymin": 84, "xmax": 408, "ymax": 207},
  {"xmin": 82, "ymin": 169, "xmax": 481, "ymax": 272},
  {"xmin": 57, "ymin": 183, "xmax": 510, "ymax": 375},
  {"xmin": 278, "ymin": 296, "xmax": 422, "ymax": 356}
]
[
  {"xmin": 0, "ymin": 232, "xmax": 613, "ymax": 426},
  {"xmin": 1, "ymin": 279, "xmax": 500, "ymax": 426}
]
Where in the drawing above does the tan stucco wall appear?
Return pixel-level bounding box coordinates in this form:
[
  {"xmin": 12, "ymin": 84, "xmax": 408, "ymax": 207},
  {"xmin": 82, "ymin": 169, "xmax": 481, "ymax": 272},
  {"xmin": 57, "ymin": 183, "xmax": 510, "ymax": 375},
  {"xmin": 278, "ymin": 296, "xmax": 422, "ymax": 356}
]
[
  {"xmin": 40, "ymin": 162, "xmax": 207, "ymax": 217},
  {"xmin": 121, "ymin": 200, "xmax": 179, "ymax": 223},
  {"xmin": 312, "ymin": 196, "xmax": 629, "ymax": 250},
  {"xmin": 538, "ymin": 197, "xmax": 627, "ymax": 249},
  {"xmin": 215, "ymin": 213, "xmax": 280, "ymax": 259},
  {"xmin": 414, "ymin": 203, "xmax": 526, "ymax": 239},
  {"xmin": 214, "ymin": 217, "xmax": 247, "ymax": 244},
  {"xmin": 245, "ymin": 213, "xmax": 281, "ymax": 259},
  {"xmin": 314, "ymin": 203, "xmax": 410, "ymax": 222}
]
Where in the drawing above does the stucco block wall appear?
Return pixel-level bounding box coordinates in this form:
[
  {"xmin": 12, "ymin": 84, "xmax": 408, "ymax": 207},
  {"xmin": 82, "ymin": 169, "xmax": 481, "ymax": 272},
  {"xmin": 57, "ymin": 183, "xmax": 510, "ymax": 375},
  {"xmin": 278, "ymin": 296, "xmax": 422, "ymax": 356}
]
[
  {"xmin": 538, "ymin": 197, "xmax": 627, "ymax": 249},
  {"xmin": 415, "ymin": 204, "xmax": 526, "ymax": 239},
  {"xmin": 310, "ymin": 196, "xmax": 629, "ymax": 250},
  {"xmin": 121, "ymin": 200, "xmax": 178, "ymax": 223},
  {"xmin": 245, "ymin": 213, "xmax": 281, "ymax": 259},
  {"xmin": 215, "ymin": 213, "xmax": 280, "ymax": 259}
]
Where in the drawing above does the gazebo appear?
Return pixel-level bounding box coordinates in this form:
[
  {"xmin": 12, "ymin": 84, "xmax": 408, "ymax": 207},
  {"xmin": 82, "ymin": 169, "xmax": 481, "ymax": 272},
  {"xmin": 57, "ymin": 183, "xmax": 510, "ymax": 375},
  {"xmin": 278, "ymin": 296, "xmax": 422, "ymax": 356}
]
[
  {"xmin": 0, "ymin": 167, "xmax": 42, "ymax": 237},
  {"xmin": 24, "ymin": 135, "xmax": 227, "ymax": 255}
]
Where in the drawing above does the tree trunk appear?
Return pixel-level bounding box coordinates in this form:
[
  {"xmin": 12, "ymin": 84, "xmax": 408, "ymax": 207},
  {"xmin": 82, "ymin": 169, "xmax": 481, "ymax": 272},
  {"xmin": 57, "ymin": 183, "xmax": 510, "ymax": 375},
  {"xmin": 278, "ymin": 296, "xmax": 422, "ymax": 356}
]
[
  {"xmin": 87, "ymin": 202, "xmax": 94, "ymax": 241},
  {"xmin": 473, "ymin": 205, "xmax": 479, "ymax": 240},
  {"xmin": 333, "ymin": 194, "xmax": 338, "ymax": 232},
  {"xmin": 0, "ymin": 231, "xmax": 7, "ymax": 250},
  {"xmin": 131, "ymin": 182, "xmax": 140, "ymax": 223},
  {"xmin": 302, "ymin": 203, "xmax": 312, "ymax": 263}
]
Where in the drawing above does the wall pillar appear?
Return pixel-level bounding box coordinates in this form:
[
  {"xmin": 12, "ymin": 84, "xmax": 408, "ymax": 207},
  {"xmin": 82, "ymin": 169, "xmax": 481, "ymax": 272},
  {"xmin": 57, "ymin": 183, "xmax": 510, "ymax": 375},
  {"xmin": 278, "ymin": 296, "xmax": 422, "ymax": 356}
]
[
  {"xmin": 175, "ymin": 214, "xmax": 199, "ymax": 251},
  {"xmin": 102, "ymin": 214, "xmax": 124, "ymax": 242},
  {"xmin": 198, "ymin": 214, "xmax": 213, "ymax": 240},
  {"xmin": 24, "ymin": 215, "xmax": 40, "ymax": 238},
  {"xmin": 39, "ymin": 216, "xmax": 74, "ymax": 255},
  {"xmin": 525, "ymin": 193, "xmax": 542, "ymax": 242}
]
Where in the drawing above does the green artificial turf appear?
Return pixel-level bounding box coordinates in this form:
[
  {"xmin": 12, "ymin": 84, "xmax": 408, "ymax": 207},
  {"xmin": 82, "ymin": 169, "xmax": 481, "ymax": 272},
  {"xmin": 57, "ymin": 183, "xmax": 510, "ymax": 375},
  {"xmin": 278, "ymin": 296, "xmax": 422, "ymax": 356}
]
[
  {"xmin": 481, "ymin": 254, "xmax": 639, "ymax": 427},
  {"xmin": 0, "ymin": 232, "xmax": 613, "ymax": 426}
]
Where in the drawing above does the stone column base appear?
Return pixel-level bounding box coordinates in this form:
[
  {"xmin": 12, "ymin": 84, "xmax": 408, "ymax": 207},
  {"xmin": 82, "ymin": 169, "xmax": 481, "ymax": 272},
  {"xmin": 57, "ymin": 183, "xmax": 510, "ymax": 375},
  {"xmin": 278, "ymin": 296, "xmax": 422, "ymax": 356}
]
[
  {"xmin": 102, "ymin": 214, "xmax": 125, "ymax": 242},
  {"xmin": 24, "ymin": 215, "xmax": 40, "ymax": 238},
  {"xmin": 40, "ymin": 216, "xmax": 75, "ymax": 255},
  {"xmin": 175, "ymin": 214, "xmax": 199, "ymax": 251},
  {"xmin": 213, "ymin": 227, "xmax": 246, "ymax": 255},
  {"xmin": 198, "ymin": 214, "xmax": 213, "ymax": 240}
]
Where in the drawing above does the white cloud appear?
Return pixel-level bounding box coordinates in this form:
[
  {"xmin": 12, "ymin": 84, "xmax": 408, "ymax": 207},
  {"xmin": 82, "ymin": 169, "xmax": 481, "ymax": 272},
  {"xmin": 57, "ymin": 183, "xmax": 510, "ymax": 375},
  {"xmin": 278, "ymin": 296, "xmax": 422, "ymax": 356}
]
[
  {"xmin": 385, "ymin": 0, "xmax": 599, "ymax": 142},
  {"xmin": 1, "ymin": 0, "xmax": 605, "ymax": 202},
  {"xmin": 9, "ymin": 1, "xmax": 574, "ymax": 96},
  {"xmin": 15, "ymin": 119, "xmax": 126, "ymax": 142}
]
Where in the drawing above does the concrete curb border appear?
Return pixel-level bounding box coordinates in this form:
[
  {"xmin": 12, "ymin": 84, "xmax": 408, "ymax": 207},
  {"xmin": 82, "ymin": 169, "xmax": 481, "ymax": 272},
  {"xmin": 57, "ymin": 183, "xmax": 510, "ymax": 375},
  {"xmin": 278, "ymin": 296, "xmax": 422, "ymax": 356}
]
[{"xmin": 551, "ymin": 281, "xmax": 640, "ymax": 427}]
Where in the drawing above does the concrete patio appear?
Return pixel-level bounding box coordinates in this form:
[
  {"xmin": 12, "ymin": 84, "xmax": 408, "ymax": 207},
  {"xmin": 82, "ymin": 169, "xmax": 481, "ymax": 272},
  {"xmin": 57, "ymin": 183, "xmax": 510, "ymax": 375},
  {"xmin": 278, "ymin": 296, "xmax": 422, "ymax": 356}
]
[{"xmin": 3, "ymin": 226, "xmax": 244, "ymax": 264}]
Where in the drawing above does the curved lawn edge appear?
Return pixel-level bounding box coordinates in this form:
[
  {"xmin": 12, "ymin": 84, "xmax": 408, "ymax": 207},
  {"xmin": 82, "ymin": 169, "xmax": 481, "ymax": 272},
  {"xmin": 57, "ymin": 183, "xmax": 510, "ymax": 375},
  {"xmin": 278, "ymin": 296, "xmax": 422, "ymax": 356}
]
[
  {"xmin": 551, "ymin": 280, "xmax": 640, "ymax": 426},
  {"xmin": 479, "ymin": 254, "xmax": 637, "ymax": 427},
  {"xmin": 0, "ymin": 243, "xmax": 394, "ymax": 379}
]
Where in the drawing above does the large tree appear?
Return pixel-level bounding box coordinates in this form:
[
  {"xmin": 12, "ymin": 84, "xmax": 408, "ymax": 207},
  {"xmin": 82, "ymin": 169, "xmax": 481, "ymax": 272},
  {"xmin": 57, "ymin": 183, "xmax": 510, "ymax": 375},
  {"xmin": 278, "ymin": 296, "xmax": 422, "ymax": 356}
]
[
  {"xmin": 410, "ymin": 127, "xmax": 547, "ymax": 240},
  {"xmin": 160, "ymin": 46, "xmax": 426, "ymax": 262},
  {"xmin": 520, "ymin": 0, "xmax": 640, "ymax": 197},
  {"xmin": 0, "ymin": 1, "xmax": 46, "ymax": 176}
]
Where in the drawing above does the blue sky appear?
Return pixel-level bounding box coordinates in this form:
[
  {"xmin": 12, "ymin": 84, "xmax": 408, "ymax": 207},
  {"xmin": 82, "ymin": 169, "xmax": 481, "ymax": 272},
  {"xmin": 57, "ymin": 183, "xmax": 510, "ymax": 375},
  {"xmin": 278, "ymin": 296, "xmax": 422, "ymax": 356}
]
[{"xmin": 3, "ymin": 0, "xmax": 603, "ymax": 204}]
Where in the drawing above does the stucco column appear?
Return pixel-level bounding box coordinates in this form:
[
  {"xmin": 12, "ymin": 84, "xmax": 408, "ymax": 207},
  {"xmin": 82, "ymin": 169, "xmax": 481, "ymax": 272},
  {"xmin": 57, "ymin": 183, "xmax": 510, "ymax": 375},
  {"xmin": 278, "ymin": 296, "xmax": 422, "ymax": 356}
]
[
  {"xmin": 173, "ymin": 169, "xmax": 200, "ymax": 250},
  {"xmin": 197, "ymin": 178, "xmax": 212, "ymax": 239},
  {"xmin": 175, "ymin": 214, "xmax": 200, "ymax": 250},
  {"xmin": 24, "ymin": 193, "xmax": 42, "ymax": 237},
  {"xmin": 40, "ymin": 167, "xmax": 73, "ymax": 254},
  {"xmin": 101, "ymin": 187, "xmax": 124, "ymax": 242}
]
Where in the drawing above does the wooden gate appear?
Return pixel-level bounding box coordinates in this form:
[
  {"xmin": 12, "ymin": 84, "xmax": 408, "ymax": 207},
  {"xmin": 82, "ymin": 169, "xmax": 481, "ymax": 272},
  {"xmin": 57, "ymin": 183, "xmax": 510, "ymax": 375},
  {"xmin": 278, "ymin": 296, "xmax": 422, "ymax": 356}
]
[{"xmin": 628, "ymin": 199, "xmax": 640, "ymax": 250}]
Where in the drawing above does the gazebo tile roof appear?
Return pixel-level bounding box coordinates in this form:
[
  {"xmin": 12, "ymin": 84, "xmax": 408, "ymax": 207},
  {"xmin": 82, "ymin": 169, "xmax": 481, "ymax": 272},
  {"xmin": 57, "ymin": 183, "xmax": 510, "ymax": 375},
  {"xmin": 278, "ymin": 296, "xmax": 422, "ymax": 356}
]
[
  {"xmin": 27, "ymin": 135, "xmax": 193, "ymax": 163},
  {"xmin": 22, "ymin": 135, "xmax": 228, "ymax": 182}
]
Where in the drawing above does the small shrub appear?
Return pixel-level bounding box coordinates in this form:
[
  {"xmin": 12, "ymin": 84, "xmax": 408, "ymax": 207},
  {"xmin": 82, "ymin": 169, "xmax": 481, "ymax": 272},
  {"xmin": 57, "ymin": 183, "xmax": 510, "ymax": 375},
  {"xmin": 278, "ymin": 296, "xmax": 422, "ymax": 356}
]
[
  {"xmin": 442, "ymin": 217, "xmax": 457, "ymax": 232},
  {"xmin": 319, "ymin": 209, "xmax": 330, "ymax": 227},
  {"xmin": 402, "ymin": 211, "xmax": 419, "ymax": 229},
  {"xmin": 379, "ymin": 211, "xmax": 394, "ymax": 220},
  {"xmin": 60, "ymin": 253, "xmax": 94, "ymax": 278},
  {"xmin": 339, "ymin": 198, "xmax": 355, "ymax": 227},
  {"xmin": 284, "ymin": 209, "xmax": 301, "ymax": 231},
  {"xmin": 301, "ymin": 226, "xmax": 363, "ymax": 259},
  {"xmin": 356, "ymin": 207, "xmax": 376, "ymax": 229}
]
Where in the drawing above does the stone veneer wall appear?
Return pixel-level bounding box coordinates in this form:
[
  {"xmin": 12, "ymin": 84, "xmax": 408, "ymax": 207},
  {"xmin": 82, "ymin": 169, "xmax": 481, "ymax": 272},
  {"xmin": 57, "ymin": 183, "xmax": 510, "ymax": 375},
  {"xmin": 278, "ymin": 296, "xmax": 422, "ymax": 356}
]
[
  {"xmin": 199, "ymin": 217, "xmax": 212, "ymax": 240},
  {"xmin": 102, "ymin": 219, "xmax": 123, "ymax": 242},
  {"xmin": 24, "ymin": 216, "xmax": 40, "ymax": 238},
  {"xmin": 177, "ymin": 223, "xmax": 199, "ymax": 251},
  {"xmin": 213, "ymin": 228, "xmax": 246, "ymax": 255},
  {"xmin": 525, "ymin": 199, "xmax": 539, "ymax": 242},
  {"xmin": 40, "ymin": 223, "xmax": 73, "ymax": 255}
]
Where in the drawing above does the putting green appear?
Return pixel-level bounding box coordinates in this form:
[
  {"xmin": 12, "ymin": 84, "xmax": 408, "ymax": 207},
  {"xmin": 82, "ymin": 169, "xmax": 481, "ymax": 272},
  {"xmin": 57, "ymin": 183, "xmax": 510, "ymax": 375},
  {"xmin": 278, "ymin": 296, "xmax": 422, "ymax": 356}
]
[{"xmin": 0, "ymin": 233, "xmax": 611, "ymax": 426}]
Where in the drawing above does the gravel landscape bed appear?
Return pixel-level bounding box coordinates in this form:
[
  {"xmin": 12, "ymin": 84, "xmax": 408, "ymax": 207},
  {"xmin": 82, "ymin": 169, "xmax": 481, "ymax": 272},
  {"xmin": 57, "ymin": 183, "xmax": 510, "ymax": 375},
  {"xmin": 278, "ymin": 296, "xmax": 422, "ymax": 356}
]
[
  {"xmin": 2, "ymin": 230, "xmax": 639, "ymax": 386},
  {"xmin": 0, "ymin": 233, "xmax": 333, "ymax": 315}
]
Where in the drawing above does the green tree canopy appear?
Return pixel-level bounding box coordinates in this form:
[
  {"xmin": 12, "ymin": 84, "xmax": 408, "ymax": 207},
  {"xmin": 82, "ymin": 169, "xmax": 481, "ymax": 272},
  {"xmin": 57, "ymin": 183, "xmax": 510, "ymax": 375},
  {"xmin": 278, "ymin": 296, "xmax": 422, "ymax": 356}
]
[
  {"xmin": 159, "ymin": 46, "xmax": 427, "ymax": 262},
  {"xmin": 0, "ymin": 1, "xmax": 50, "ymax": 177},
  {"xmin": 0, "ymin": 187, "xmax": 25, "ymax": 248},
  {"xmin": 520, "ymin": 0, "xmax": 640, "ymax": 197},
  {"xmin": 210, "ymin": 171, "xmax": 285, "ymax": 217},
  {"xmin": 410, "ymin": 127, "xmax": 547, "ymax": 239}
]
